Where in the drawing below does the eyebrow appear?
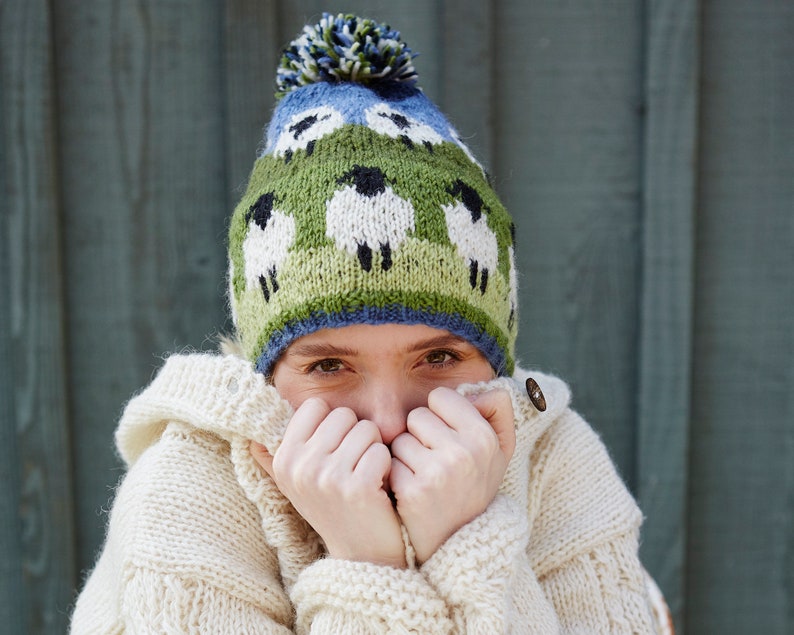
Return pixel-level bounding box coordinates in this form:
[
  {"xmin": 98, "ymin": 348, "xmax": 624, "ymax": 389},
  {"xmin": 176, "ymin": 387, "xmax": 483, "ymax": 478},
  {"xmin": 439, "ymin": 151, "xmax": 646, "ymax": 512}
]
[
  {"xmin": 403, "ymin": 333, "xmax": 471, "ymax": 353},
  {"xmin": 285, "ymin": 342, "xmax": 358, "ymax": 358},
  {"xmin": 285, "ymin": 333, "xmax": 471, "ymax": 358}
]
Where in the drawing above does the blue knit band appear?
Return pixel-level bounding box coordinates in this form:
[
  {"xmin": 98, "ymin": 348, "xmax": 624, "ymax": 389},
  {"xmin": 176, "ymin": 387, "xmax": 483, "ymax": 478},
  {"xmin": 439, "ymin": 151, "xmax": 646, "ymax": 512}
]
[{"xmin": 254, "ymin": 305, "xmax": 508, "ymax": 378}]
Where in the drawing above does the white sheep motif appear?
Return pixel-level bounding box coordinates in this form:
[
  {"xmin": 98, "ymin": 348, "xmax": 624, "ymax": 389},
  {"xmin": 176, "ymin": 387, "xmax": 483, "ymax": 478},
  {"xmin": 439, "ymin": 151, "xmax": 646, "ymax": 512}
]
[
  {"xmin": 365, "ymin": 103, "xmax": 444, "ymax": 151},
  {"xmin": 271, "ymin": 105, "xmax": 345, "ymax": 163},
  {"xmin": 242, "ymin": 191, "xmax": 296, "ymax": 302},
  {"xmin": 442, "ymin": 179, "xmax": 499, "ymax": 295},
  {"xmin": 325, "ymin": 165, "xmax": 415, "ymax": 272}
]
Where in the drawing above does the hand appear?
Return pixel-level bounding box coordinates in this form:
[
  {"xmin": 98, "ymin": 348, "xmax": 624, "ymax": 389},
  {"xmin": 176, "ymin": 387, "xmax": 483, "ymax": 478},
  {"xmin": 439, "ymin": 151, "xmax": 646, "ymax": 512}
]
[
  {"xmin": 251, "ymin": 397, "xmax": 406, "ymax": 568},
  {"xmin": 389, "ymin": 387, "xmax": 515, "ymax": 564}
]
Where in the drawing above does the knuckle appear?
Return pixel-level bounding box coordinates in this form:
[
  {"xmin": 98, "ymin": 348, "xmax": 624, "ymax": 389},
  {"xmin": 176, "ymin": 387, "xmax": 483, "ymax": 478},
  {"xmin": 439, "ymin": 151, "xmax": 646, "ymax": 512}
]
[
  {"xmin": 356, "ymin": 419, "xmax": 381, "ymax": 441},
  {"xmin": 443, "ymin": 443, "xmax": 473, "ymax": 467},
  {"xmin": 330, "ymin": 406, "xmax": 358, "ymax": 422},
  {"xmin": 363, "ymin": 440, "xmax": 390, "ymax": 464}
]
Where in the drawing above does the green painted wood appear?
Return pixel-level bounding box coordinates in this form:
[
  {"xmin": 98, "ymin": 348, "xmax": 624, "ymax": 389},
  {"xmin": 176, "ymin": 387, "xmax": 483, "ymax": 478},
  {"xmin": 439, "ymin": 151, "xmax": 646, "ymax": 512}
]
[
  {"xmin": 494, "ymin": 1, "xmax": 644, "ymax": 483},
  {"xmin": 687, "ymin": 0, "xmax": 794, "ymax": 632},
  {"xmin": 223, "ymin": 0, "xmax": 279, "ymax": 210},
  {"xmin": 440, "ymin": 0, "xmax": 494, "ymax": 169},
  {"xmin": 0, "ymin": 2, "xmax": 28, "ymax": 628},
  {"xmin": 635, "ymin": 1, "xmax": 700, "ymax": 632},
  {"xmin": 52, "ymin": 0, "xmax": 229, "ymax": 576},
  {"xmin": 1, "ymin": 1, "xmax": 789, "ymax": 631},
  {"xmin": 1, "ymin": 1, "xmax": 77, "ymax": 632},
  {"xmin": 0, "ymin": 185, "xmax": 27, "ymax": 631}
]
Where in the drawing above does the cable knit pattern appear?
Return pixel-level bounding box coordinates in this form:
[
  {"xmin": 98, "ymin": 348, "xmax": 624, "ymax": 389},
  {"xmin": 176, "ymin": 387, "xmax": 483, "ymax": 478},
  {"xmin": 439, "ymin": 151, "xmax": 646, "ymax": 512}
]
[
  {"xmin": 421, "ymin": 495, "xmax": 559, "ymax": 633},
  {"xmin": 71, "ymin": 353, "xmax": 656, "ymax": 633}
]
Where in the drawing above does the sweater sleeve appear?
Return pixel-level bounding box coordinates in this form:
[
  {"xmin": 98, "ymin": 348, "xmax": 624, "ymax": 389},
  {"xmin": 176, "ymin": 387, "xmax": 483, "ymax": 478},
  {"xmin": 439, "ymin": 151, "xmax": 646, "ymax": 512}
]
[
  {"xmin": 526, "ymin": 411, "xmax": 657, "ymax": 633},
  {"xmin": 70, "ymin": 422, "xmax": 296, "ymax": 634},
  {"xmin": 539, "ymin": 530, "xmax": 657, "ymax": 633},
  {"xmin": 288, "ymin": 497, "xmax": 560, "ymax": 634},
  {"xmin": 420, "ymin": 494, "xmax": 562, "ymax": 634},
  {"xmin": 290, "ymin": 559, "xmax": 454, "ymax": 633},
  {"xmin": 290, "ymin": 497, "xmax": 558, "ymax": 634}
]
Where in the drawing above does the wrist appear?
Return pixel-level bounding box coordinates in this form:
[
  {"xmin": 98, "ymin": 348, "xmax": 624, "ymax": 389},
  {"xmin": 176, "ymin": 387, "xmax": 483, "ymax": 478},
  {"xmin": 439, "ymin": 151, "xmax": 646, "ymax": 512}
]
[{"xmin": 326, "ymin": 544, "xmax": 407, "ymax": 569}]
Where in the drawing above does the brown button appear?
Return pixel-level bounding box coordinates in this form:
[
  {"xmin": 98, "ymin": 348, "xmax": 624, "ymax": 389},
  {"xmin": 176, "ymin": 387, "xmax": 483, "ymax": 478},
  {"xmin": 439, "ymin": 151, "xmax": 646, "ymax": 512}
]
[{"xmin": 525, "ymin": 377, "xmax": 547, "ymax": 412}]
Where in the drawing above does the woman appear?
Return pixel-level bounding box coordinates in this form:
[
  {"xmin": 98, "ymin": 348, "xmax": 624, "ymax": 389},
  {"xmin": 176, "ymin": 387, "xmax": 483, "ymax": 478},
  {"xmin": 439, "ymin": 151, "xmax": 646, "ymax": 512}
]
[{"xmin": 71, "ymin": 14, "xmax": 657, "ymax": 633}]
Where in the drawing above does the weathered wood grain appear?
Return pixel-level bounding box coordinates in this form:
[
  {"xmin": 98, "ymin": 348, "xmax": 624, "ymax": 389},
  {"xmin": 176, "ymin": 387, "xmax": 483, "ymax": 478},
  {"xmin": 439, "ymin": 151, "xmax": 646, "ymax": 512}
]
[
  {"xmin": 0, "ymin": 0, "xmax": 76, "ymax": 632},
  {"xmin": 2, "ymin": 1, "xmax": 792, "ymax": 632},
  {"xmin": 687, "ymin": 1, "xmax": 794, "ymax": 632},
  {"xmin": 223, "ymin": 0, "xmax": 279, "ymax": 208},
  {"xmin": 636, "ymin": 1, "xmax": 700, "ymax": 632},
  {"xmin": 493, "ymin": 1, "xmax": 644, "ymax": 482},
  {"xmin": 440, "ymin": 0, "xmax": 494, "ymax": 169},
  {"xmin": 52, "ymin": 0, "xmax": 229, "ymax": 575}
]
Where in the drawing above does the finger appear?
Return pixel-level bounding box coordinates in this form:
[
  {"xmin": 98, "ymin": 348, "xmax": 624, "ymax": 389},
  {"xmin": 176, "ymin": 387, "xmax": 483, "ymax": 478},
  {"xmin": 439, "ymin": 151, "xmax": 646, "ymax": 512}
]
[
  {"xmin": 404, "ymin": 406, "xmax": 452, "ymax": 448},
  {"xmin": 468, "ymin": 389, "xmax": 516, "ymax": 460},
  {"xmin": 388, "ymin": 454, "xmax": 415, "ymax": 495},
  {"xmin": 306, "ymin": 406, "xmax": 360, "ymax": 453},
  {"xmin": 426, "ymin": 386, "xmax": 484, "ymax": 433},
  {"xmin": 280, "ymin": 397, "xmax": 332, "ymax": 445},
  {"xmin": 389, "ymin": 430, "xmax": 432, "ymax": 470},
  {"xmin": 250, "ymin": 441, "xmax": 275, "ymax": 478},
  {"xmin": 332, "ymin": 419, "xmax": 383, "ymax": 470},
  {"xmin": 353, "ymin": 441, "xmax": 393, "ymax": 490}
]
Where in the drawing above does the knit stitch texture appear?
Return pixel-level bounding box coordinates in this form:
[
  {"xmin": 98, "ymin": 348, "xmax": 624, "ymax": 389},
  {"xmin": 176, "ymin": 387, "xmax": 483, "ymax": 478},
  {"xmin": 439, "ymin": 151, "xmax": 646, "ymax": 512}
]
[
  {"xmin": 227, "ymin": 14, "xmax": 518, "ymax": 377},
  {"xmin": 70, "ymin": 353, "xmax": 657, "ymax": 633}
]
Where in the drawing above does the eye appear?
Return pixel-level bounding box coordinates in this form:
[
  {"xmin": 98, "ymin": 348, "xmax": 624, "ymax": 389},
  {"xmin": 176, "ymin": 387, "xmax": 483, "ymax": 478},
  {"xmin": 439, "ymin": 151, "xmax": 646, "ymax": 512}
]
[
  {"xmin": 309, "ymin": 358, "xmax": 345, "ymax": 374},
  {"xmin": 424, "ymin": 349, "xmax": 460, "ymax": 366}
]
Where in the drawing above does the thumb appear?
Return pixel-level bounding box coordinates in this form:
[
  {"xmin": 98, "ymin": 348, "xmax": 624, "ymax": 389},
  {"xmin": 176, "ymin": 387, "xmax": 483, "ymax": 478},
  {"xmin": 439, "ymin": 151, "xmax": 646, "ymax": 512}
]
[
  {"xmin": 250, "ymin": 441, "xmax": 275, "ymax": 479},
  {"xmin": 468, "ymin": 389, "xmax": 516, "ymax": 462}
]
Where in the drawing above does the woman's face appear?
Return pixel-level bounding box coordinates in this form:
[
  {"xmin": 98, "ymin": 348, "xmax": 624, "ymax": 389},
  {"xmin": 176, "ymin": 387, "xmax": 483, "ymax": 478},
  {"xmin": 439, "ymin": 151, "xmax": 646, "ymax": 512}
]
[{"xmin": 272, "ymin": 323, "xmax": 495, "ymax": 445}]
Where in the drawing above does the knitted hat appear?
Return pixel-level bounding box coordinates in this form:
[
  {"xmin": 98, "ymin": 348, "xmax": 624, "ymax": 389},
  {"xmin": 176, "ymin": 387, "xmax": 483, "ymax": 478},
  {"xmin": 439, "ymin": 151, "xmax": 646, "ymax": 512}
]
[{"xmin": 227, "ymin": 13, "xmax": 519, "ymax": 376}]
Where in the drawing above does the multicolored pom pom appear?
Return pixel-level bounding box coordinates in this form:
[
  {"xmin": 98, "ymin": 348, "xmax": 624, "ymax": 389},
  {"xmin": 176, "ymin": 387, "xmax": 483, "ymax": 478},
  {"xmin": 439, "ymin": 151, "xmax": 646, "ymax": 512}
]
[{"xmin": 276, "ymin": 13, "xmax": 419, "ymax": 97}]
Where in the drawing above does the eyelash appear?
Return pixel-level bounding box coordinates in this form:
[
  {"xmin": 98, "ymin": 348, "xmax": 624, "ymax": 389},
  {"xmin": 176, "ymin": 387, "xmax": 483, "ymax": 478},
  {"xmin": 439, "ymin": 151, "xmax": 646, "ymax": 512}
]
[
  {"xmin": 423, "ymin": 349, "xmax": 462, "ymax": 368},
  {"xmin": 304, "ymin": 348, "xmax": 463, "ymax": 376},
  {"xmin": 306, "ymin": 358, "xmax": 345, "ymax": 375}
]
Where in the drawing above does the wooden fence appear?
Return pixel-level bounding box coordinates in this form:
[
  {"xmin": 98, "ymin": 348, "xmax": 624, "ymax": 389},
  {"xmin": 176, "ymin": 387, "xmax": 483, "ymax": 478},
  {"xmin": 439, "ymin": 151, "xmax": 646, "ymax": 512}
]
[{"xmin": 1, "ymin": 1, "xmax": 791, "ymax": 633}]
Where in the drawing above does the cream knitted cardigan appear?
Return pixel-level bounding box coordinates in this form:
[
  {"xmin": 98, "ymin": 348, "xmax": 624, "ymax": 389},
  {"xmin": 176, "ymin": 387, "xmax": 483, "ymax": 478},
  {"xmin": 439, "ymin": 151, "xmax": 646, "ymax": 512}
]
[{"xmin": 70, "ymin": 353, "xmax": 656, "ymax": 634}]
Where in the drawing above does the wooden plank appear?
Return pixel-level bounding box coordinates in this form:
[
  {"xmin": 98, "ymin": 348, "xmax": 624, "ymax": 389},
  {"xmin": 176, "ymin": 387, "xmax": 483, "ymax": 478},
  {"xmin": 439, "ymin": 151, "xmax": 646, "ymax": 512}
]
[
  {"xmin": 0, "ymin": 3, "xmax": 27, "ymax": 628},
  {"xmin": 687, "ymin": 0, "xmax": 794, "ymax": 631},
  {"xmin": 0, "ymin": 0, "xmax": 76, "ymax": 631},
  {"xmin": 223, "ymin": 0, "xmax": 279, "ymax": 208},
  {"xmin": 52, "ymin": 0, "xmax": 229, "ymax": 576},
  {"xmin": 635, "ymin": 1, "xmax": 700, "ymax": 631},
  {"xmin": 440, "ymin": 0, "xmax": 494, "ymax": 169},
  {"xmin": 493, "ymin": 0, "xmax": 644, "ymax": 481},
  {"xmin": 0, "ymin": 212, "xmax": 27, "ymax": 635}
]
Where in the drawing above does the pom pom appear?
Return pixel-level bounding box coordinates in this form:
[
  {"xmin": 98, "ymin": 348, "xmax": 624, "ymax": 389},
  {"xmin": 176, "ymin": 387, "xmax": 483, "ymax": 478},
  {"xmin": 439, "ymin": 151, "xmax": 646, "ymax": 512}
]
[{"xmin": 276, "ymin": 13, "xmax": 418, "ymax": 97}]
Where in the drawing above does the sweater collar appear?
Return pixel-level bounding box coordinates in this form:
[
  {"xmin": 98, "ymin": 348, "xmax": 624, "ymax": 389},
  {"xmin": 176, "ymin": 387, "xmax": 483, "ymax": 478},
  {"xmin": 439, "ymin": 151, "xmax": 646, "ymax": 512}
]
[{"xmin": 116, "ymin": 352, "xmax": 570, "ymax": 468}]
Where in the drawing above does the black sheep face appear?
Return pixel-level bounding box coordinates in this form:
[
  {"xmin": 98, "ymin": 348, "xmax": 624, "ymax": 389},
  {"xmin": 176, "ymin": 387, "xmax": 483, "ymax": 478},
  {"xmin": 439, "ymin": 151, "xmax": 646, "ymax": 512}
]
[{"xmin": 272, "ymin": 106, "xmax": 345, "ymax": 163}]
